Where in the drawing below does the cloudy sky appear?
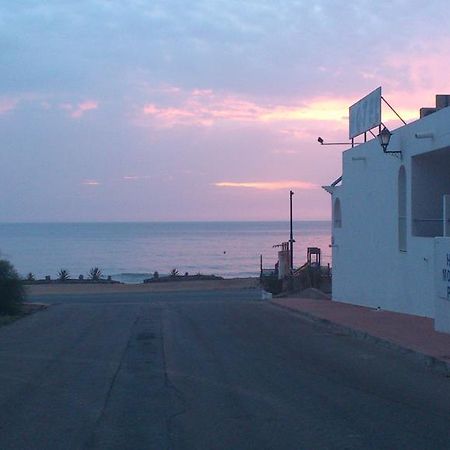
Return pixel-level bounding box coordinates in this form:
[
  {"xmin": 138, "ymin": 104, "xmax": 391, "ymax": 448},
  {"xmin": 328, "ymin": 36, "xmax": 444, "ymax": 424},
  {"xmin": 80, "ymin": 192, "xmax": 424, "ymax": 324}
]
[{"xmin": 1, "ymin": 0, "xmax": 450, "ymax": 221}]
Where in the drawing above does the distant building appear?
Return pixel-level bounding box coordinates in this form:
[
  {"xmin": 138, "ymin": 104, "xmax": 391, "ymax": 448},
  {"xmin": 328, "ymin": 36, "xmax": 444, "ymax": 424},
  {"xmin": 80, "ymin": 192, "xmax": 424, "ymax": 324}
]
[{"xmin": 324, "ymin": 92, "xmax": 450, "ymax": 333}]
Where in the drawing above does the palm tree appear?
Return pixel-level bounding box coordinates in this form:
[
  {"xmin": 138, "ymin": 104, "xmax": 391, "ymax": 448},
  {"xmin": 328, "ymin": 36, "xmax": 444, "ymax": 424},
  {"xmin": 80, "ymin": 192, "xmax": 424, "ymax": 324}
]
[
  {"xmin": 89, "ymin": 267, "xmax": 102, "ymax": 281},
  {"xmin": 57, "ymin": 269, "xmax": 70, "ymax": 282}
]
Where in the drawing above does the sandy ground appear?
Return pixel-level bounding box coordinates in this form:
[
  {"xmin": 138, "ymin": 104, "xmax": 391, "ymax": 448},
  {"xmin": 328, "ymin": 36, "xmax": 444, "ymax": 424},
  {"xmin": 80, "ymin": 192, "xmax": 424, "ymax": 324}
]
[{"xmin": 26, "ymin": 277, "xmax": 260, "ymax": 296}]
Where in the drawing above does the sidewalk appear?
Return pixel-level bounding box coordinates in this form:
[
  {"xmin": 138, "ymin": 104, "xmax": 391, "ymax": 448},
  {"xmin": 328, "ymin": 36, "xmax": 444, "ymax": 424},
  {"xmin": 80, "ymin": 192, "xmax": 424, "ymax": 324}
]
[{"xmin": 270, "ymin": 296, "xmax": 450, "ymax": 374}]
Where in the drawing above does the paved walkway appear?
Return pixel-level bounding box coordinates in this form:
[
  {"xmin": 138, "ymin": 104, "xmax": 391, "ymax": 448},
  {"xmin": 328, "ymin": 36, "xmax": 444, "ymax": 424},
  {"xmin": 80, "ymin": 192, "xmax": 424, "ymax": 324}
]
[{"xmin": 271, "ymin": 296, "xmax": 450, "ymax": 373}]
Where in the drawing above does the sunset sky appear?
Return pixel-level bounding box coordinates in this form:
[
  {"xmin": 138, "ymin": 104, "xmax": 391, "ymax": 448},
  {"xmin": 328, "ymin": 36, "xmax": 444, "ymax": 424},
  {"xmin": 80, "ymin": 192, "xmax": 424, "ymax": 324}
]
[{"xmin": 1, "ymin": 0, "xmax": 450, "ymax": 221}]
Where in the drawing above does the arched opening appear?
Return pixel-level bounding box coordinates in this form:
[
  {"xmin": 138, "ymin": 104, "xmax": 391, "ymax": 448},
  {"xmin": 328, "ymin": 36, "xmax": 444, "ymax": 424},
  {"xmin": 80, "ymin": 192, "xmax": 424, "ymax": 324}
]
[
  {"xmin": 398, "ymin": 166, "xmax": 407, "ymax": 251},
  {"xmin": 334, "ymin": 198, "xmax": 342, "ymax": 228}
]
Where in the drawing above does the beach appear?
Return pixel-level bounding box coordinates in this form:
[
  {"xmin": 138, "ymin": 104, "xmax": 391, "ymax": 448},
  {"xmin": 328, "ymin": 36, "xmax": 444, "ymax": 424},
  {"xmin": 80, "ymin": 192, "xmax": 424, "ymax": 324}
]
[{"xmin": 26, "ymin": 277, "xmax": 260, "ymax": 297}]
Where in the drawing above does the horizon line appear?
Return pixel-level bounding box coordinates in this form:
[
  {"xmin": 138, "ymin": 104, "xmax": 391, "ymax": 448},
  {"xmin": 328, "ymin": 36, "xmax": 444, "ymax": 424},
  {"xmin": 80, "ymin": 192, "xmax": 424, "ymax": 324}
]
[{"xmin": 0, "ymin": 219, "xmax": 331, "ymax": 224}]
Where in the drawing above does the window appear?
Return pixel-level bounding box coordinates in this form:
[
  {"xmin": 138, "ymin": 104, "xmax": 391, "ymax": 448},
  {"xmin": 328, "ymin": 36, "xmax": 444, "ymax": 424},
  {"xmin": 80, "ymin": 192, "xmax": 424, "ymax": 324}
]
[
  {"xmin": 398, "ymin": 166, "xmax": 407, "ymax": 251},
  {"xmin": 412, "ymin": 148, "xmax": 450, "ymax": 237},
  {"xmin": 334, "ymin": 198, "xmax": 342, "ymax": 228}
]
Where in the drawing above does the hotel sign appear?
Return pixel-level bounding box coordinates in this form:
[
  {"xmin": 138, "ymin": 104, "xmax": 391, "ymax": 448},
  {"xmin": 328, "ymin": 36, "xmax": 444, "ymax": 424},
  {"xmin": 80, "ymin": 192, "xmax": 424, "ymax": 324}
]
[
  {"xmin": 435, "ymin": 238, "xmax": 450, "ymax": 301},
  {"xmin": 435, "ymin": 238, "xmax": 450, "ymax": 332},
  {"xmin": 349, "ymin": 87, "xmax": 382, "ymax": 139}
]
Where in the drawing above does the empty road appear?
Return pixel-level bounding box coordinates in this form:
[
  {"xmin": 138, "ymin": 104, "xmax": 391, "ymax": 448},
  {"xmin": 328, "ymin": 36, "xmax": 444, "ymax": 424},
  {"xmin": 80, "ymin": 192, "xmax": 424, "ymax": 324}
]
[{"xmin": 0, "ymin": 288, "xmax": 450, "ymax": 449}]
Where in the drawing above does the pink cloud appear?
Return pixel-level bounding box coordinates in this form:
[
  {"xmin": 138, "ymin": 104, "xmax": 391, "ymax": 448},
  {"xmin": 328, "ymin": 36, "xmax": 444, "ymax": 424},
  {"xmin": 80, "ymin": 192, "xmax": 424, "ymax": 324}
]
[
  {"xmin": 367, "ymin": 43, "xmax": 450, "ymax": 126},
  {"xmin": 214, "ymin": 180, "xmax": 317, "ymax": 191},
  {"xmin": 137, "ymin": 78, "xmax": 445, "ymax": 139},
  {"xmin": 61, "ymin": 100, "xmax": 99, "ymax": 118},
  {"xmin": 138, "ymin": 85, "xmax": 354, "ymax": 129},
  {"xmin": 0, "ymin": 97, "xmax": 19, "ymax": 115},
  {"xmin": 82, "ymin": 179, "xmax": 101, "ymax": 186},
  {"xmin": 142, "ymin": 104, "xmax": 199, "ymax": 124},
  {"xmin": 0, "ymin": 93, "xmax": 47, "ymax": 116},
  {"xmin": 72, "ymin": 100, "xmax": 99, "ymax": 118},
  {"xmin": 191, "ymin": 89, "xmax": 214, "ymax": 97}
]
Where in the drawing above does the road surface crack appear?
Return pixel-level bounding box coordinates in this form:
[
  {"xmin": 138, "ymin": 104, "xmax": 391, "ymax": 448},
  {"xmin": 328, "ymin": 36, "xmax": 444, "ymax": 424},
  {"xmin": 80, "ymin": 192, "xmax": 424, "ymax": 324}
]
[
  {"xmin": 161, "ymin": 308, "xmax": 187, "ymax": 449},
  {"xmin": 82, "ymin": 313, "xmax": 140, "ymax": 449}
]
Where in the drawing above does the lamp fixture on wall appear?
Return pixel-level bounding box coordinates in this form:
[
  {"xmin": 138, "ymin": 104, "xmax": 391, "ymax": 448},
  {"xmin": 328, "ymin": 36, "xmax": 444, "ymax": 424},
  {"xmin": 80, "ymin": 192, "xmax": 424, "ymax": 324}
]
[{"xmin": 377, "ymin": 126, "xmax": 401, "ymax": 155}]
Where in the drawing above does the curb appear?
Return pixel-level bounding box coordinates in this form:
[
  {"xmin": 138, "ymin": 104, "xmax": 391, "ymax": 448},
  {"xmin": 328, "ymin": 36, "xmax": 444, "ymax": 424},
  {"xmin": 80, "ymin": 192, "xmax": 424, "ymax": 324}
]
[{"xmin": 269, "ymin": 300, "xmax": 450, "ymax": 376}]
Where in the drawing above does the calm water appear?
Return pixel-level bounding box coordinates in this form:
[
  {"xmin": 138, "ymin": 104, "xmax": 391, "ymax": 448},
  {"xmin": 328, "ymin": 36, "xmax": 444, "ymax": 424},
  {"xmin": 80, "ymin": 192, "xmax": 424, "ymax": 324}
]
[{"xmin": 0, "ymin": 222, "xmax": 331, "ymax": 282}]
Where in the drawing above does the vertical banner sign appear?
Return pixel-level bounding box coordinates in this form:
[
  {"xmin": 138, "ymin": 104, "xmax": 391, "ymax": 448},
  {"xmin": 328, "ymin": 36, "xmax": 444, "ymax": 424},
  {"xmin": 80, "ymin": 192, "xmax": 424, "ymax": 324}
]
[
  {"xmin": 435, "ymin": 238, "xmax": 450, "ymax": 333},
  {"xmin": 436, "ymin": 238, "xmax": 450, "ymax": 301},
  {"xmin": 349, "ymin": 87, "xmax": 382, "ymax": 139},
  {"xmin": 441, "ymin": 252, "xmax": 450, "ymax": 301}
]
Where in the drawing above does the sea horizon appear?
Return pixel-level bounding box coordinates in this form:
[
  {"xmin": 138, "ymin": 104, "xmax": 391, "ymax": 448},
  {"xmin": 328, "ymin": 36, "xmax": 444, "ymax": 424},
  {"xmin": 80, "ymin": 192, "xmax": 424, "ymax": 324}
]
[
  {"xmin": 0, "ymin": 219, "xmax": 331, "ymax": 224},
  {"xmin": 0, "ymin": 221, "xmax": 332, "ymax": 282}
]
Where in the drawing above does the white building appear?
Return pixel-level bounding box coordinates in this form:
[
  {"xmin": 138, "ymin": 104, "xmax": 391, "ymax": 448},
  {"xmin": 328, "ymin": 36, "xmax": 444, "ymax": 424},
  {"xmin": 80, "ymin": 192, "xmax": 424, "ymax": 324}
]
[{"xmin": 324, "ymin": 91, "xmax": 450, "ymax": 333}]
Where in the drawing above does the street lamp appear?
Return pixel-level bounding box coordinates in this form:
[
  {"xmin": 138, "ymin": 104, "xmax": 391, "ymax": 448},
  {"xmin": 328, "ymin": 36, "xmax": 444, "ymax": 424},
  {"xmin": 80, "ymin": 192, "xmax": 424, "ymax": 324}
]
[
  {"xmin": 378, "ymin": 126, "xmax": 392, "ymax": 152},
  {"xmin": 289, "ymin": 190, "xmax": 295, "ymax": 271},
  {"xmin": 377, "ymin": 126, "xmax": 402, "ymax": 155}
]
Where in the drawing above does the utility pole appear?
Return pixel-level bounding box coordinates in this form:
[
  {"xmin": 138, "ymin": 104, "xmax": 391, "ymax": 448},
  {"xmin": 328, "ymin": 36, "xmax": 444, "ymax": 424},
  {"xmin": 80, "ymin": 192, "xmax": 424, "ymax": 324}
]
[{"xmin": 289, "ymin": 190, "xmax": 295, "ymax": 271}]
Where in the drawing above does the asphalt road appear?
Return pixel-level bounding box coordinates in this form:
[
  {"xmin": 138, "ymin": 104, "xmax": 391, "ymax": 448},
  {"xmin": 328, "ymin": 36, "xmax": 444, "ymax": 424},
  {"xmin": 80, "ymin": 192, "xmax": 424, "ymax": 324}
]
[{"xmin": 1, "ymin": 289, "xmax": 450, "ymax": 449}]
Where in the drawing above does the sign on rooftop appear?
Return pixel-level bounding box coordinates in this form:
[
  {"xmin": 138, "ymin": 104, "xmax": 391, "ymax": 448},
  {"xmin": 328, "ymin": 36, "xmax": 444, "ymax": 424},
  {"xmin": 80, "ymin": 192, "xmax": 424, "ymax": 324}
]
[{"xmin": 349, "ymin": 87, "xmax": 381, "ymax": 139}]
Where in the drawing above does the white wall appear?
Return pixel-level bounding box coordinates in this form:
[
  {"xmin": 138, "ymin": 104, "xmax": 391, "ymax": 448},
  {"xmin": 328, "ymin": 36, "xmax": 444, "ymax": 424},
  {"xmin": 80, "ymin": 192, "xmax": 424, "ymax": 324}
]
[{"xmin": 331, "ymin": 106, "xmax": 450, "ymax": 320}]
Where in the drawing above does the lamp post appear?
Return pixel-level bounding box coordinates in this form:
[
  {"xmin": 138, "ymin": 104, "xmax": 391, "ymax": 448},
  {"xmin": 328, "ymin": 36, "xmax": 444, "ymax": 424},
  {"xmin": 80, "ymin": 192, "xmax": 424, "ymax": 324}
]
[{"xmin": 289, "ymin": 190, "xmax": 295, "ymax": 271}]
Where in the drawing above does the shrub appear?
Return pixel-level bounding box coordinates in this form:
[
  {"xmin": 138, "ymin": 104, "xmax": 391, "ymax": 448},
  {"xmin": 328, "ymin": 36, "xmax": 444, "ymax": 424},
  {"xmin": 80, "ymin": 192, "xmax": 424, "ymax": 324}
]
[
  {"xmin": 26, "ymin": 272, "xmax": 35, "ymax": 281},
  {"xmin": 170, "ymin": 268, "xmax": 179, "ymax": 277},
  {"xmin": 57, "ymin": 269, "xmax": 70, "ymax": 282},
  {"xmin": 89, "ymin": 267, "xmax": 102, "ymax": 281},
  {"xmin": 153, "ymin": 271, "xmax": 159, "ymax": 280},
  {"xmin": 260, "ymin": 275, "xmax": 283, "ymax": 295},
  {"xmin": 0, "ymin": 259, "xmax": 26, "ymax": 315}
]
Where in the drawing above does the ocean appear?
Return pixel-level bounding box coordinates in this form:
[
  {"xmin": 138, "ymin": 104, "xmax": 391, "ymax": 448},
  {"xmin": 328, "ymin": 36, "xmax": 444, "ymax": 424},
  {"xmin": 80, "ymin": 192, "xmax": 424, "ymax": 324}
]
[{"xmin": 0, "ymin": 222, "xmax": 331, "ymax": 282}]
